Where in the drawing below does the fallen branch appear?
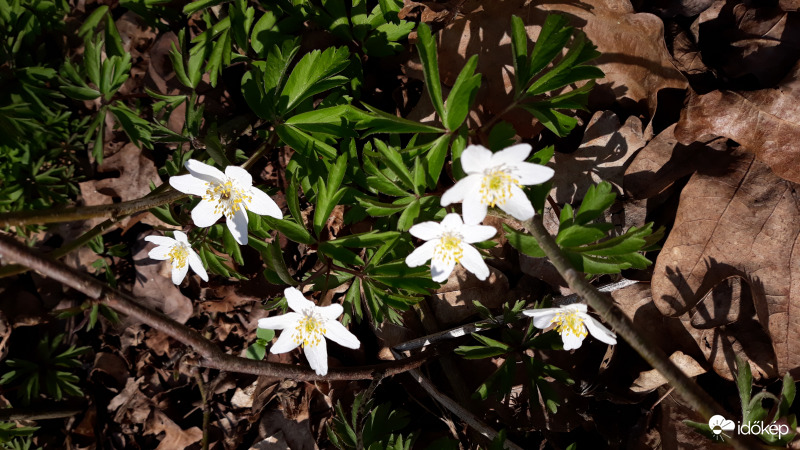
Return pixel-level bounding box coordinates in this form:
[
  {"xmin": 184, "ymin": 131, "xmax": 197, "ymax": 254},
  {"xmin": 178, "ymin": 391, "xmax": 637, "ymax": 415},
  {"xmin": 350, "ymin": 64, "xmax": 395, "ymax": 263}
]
[{"xmin": 0, "ymin": 232, "xmax": 431, "ymax": 381}]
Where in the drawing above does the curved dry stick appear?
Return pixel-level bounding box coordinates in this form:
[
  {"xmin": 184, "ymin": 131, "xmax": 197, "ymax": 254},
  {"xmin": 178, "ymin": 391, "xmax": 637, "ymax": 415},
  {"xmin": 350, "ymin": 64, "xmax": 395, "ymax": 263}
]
[
  {"xmin": 0, "ymin": 189, "xmax": 186, "ymax": 228},
  {"xmin": 0, "ymin": 232, "xmax": 431, "ymax": 381}
]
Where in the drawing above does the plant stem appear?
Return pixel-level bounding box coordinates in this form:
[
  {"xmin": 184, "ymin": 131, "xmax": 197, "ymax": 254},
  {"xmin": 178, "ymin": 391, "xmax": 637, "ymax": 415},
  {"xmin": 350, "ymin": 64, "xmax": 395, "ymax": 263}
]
[
  {"xmin": 0, "ymin": 405, "xmax": 84, "ymax": 421},
  {"xmin": 193, "ymin": 370, "xmax": 210, "ymax": 450},
  {"xmin": 520, "ymin": 216, "xmax": 762, "ymax": 450},
  {"xmin": 0, "ymin": 232, "xmax": 432, "ymax": 381}
]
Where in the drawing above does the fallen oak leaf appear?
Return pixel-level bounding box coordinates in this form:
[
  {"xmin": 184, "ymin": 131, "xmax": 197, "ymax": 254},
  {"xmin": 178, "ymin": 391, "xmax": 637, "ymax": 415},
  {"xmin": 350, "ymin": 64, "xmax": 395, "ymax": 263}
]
[
  {"xmin": 675, "ymin": 59, "xmax": 800, "ymax": 184},
  {"xmin": 651, "ymin": 152, "xmax": 800, "ymax": 379}
]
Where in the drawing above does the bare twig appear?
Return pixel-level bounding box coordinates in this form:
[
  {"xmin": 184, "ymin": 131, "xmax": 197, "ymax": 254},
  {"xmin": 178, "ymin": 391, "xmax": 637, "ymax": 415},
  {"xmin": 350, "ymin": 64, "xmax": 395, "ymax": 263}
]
[
  {"xmin": 0, "ymin": 406, "xmax": 84, "ymax": 421},
  {"xmin": 0, "ymin": 232, "xmax": 432, "ymax": 381}
]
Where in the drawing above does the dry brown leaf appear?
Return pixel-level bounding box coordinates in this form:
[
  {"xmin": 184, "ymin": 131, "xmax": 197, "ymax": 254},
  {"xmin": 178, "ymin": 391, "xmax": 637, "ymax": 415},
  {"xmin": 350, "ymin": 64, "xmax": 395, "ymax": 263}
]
[
  {"xmin": 431, "ymin": 265, "xmax": 509, "ymax": 325},
  {"xmin": 695, "ymin": 1, "xmax": 800, "ymax": 89},
  {"xmin": 631, "ymin": 351, "xmax": 706, "ymax": 393},
  {"xmin": 624, "ymin": 123, "xmax": 733, "ymax": 200},
  {"xmin": 145, "ymin": 409, "xmax": 203, "ymax": 450},
  {"xmin": 675, "ymin": 59, "xmax": 800, "ymax": 184},
  {"xmin": 651, "ymin": 152, "xmax": 800, "ymax": 379},
  {"xmin": 549, "ymin": 110, "xmax": 646, "ymax": 204},
  {"xmin": 133, "ymin": 232, "xmax": 195, "ymax": 324}
]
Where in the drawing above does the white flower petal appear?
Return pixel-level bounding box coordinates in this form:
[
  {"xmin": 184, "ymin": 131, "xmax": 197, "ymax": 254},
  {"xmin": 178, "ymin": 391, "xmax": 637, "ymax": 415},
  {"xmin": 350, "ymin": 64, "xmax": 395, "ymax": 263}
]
[
  {"xmin": 499, "ymin": 185, "xmax": 534, "ymax": 221},
  {"xmin": 225, "ymin": 165, "xmax": 252, "ymax": 187},
  {"xmin": 490, "ymin": 143, "xmax": 532, "ymax": 166},
  {"xmin": 169, "ymin": 174, "xmax": 208, "ymax": 196},
  {"xmin": 461, "ymin": 187, "xmax": 489, "ymax": 225},
  {"xmin": 304, "ymin": 340, "xmax": 328, "ymax": 375},
  {"xmin": 459, "ymin": 243, "xmax": 490, "ymax": 280},
  {"xmin": 585, "ymin": 316, "xmax": 617, "ymax": 346},
  {"xmin": 324, "ymin": 320, "xmax": 360, "ymax": 349},
  {"xmin": 173, "ymin": 230, "xmax": 189, "ymax": 243},
  {"xmin": 460, "ymin": 224, "xmax": 497, "ymax": 243},
  {"xmin": 191, "ymin": 199, "xmax": 222, "ymax": 227},
  {"xmin": 171, "ymin": 262, "xmax": 189, "ymax": 285},
  {"xmin": 430, "ymin": 257, "xmax": 456, "ymax": 283},
  {"xmin": 408, "ymin": 221, "xmax": 443, "ymax": 241},
  {"xmin": 318, "ymin": 303, "xmax": 344, "ymax": 320},
  {"xmin": 523, "ymin": 308, "xmax": 561, "ymax": 329},
  {"xmin": 188, "ymin": 250, "xmax": 208, "ymax": 282},
  {"xmin": 460, "ymin": 145, "xmax": 493, "ymax": 174},
  {"xmin": 441, "ymin": 174, "xmax": 480, "ymax": 206},
  {"xmin": 226, "ymin": 207, "xmax": 249, "ymax": 245},
  {"xmin": 185, "ymin": 159, "xmax": 225, "ymax": 183},
  {"xmin": 561, "ymin": 330, "xmax": 585, "ymax": 350},
  {"xmin": 246, "ymin": 188, "xmax": 283, "ymax": 218},
  {"xmin": 566, "ymin": 303, "xmax": 588, "ymax": 313},
  {"xmin": 513, "ymin": 162, "xmax": 555, "ymax": 186},
  {"xmin": 258, "ymin": 312, "xmax": 302, "ymax": 330},
  {"xmin": 284, "ymin": 287, "xmax": 316, "ymax": 313},
  {"xmin": 405, "ymin": 240, "xmax": 438, "ymax": 267},
  {"xmin": 270, "ymin": 329, "xmax": 301, "ymax": 354},
  {"xmin": 440, "ymin": 213, "xmax": 464, "ymax": 230},
  {"xmin": 148, "ymin": 245, "xmax": 171, "ymax": 261},
  {"xmin": 144, "ymin": 235, "xmax": 176, "ymax": 246}
]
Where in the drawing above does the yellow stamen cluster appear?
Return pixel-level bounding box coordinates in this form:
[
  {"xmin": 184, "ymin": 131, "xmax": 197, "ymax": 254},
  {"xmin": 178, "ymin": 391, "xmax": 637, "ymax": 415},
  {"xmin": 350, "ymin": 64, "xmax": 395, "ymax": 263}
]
[
  {"xmin": 552, "ymin": 309, "xmax": 588, "ymax": 339},
  {"xmin": 434, "ymin": 233, "xmax": 463, "ymax": 264},
  {"xmin": 168, "ymin": 244, "xmax": 189, "ymax": 269},
  {"xmin": 204, "ymin": 179, "xmax": 252, "ymax": 219},
  {"xmin": 294, "ymin": 313, "xmax": 326, "ymax": 348},
  {"xmin": 479, "ymin": 168, "xmax": 520, "ymax": 207}
]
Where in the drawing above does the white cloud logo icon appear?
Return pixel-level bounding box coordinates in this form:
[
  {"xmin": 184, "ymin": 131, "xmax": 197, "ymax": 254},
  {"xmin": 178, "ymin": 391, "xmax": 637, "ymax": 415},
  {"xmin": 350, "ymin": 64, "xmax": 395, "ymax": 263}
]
[{"xmin": 708, "ymin": 415, "xmax": 735, "ymax": 435}]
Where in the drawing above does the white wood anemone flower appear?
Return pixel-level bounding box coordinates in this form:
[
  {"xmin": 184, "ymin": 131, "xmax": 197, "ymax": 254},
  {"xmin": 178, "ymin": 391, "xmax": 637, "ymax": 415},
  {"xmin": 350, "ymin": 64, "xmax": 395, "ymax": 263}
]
[
  {"xmin": 257, "ymin": 287, "xmax": 360, "ymax": 376},
  {"xmin": 441, "ymin": 144, "xmax": 555, "ymax": 225},
  {"xmin": 523, "ymin": 303, "xmax": 617, "ymax": 350},
  {"xmin": 144, "ymin": 231, "xmax": 208, "ymax": 285},
  {"xmin": 405, "ymin": 213, "xmax": 497, "ymax": 283},
  {"xmin": 169, "ymin": 159, "xmax": 283, "ymax": 245}
]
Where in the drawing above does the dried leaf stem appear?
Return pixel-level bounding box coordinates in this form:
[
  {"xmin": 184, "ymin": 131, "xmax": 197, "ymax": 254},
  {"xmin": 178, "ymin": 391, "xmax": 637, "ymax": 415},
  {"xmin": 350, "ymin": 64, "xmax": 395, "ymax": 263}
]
[
  {"xmin": 520, "ymin": 216, "xmax": 762, "ymax": 450},
  {"xmin": 0, "ymin": 232, "xmax": 431, "ymax": 381}
]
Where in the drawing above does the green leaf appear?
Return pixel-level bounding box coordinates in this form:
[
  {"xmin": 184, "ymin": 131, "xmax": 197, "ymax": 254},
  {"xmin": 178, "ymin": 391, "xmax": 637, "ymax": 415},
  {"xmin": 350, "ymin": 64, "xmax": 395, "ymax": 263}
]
[
  {"xmin": 284, "ymin": 105, "xmax": 355, "ymax": 137},
  {"xmin": 319, "ymin": 242, "xmax": 365, "ymax": 266},
  {"xmin": 529, "ymin": 14, "xmax": 572, "ymax": 78},
  {"xmin": 396, "ymin": 198, "xmax": 420, "ymax": 231},
  {"xmin": 246, "ymin": 342, "xmax": 267, "ymax": 360},
  {"xmin": 78, "ymin": 6, "xmax": 109, "ymax": 38},
  {"xmin": 487, "ymin": 122, "xmax": 517, "ymax": 151},
  {"xmin": 443, "ymin": 54, "xmax": 481, "ymax": 131},
  {"xmin": 424, "ymin": 134, "xmax": 450, "ymax": 189},
  {"xmin": 329, "ymin": 231, "xmax": 401, "ymax": 248},
  {"xmin": 263, "ymin": 240, "xmax": 297, "ymax": 285},
  {"xmin": 280, "ymin": 46, "xmax": 350, "ymax": 115},
  {"xmin": 200, "ymin": 246, "xmax": 231, "ymax": 278},
  {"xmin": 737, "ymin": 356, "xmax": 754, "ymax": 422},
  {"xmin": 556, "ymin": 224, "xmax": 608, "ymax": 247},
  {"xmin": 521, "ymin": 103, "xmax": 578, "ymax": 137},
  {"xmin": 60, "ymin": 84, "xmax": 101, "ymax": 101},
  {"xmin": 257, "ymin": 328, "xmax": 275, "ymax": 341},
  {"xmin": 349, "ymin": 103, "xmax": 444, "ymax": 136},
  {"xmin": 374, "ymin": 139, "xmax": 415, "ymax": 192},
  {"xmin": 314, "ymin": 187, "xmax": 347, "ymax": 237},
  {"xmin": 223, "ymin": 226, "xmax": 244, "ymax": 264},
  {"xmin": 276, "ymin": 124, "xmax": 338, "ymax": 160},
  {"xmin": 415, "ymin": 23, "xmax": 445, "ymax": 121},
  {"xmin": 510, "ymin": 15, "xmax": 530, "ymax": 92},
  {"xmin": 169, "ymin": 43, "xmax": 193, "ymax": 89},
  {"xmin": 575, "ymin": 182, "xmax": 616, "ymax": 225},
  {"xmin": 183, "ymin": 0, "xmax": 227, "ymax": 15},
  {"xmin": 504, "ymin": 225, "xmax": 545, "ymax": 257},
  {"xmin": 262, "ymin": 216, "xmax": 315, "ymax": 245}
]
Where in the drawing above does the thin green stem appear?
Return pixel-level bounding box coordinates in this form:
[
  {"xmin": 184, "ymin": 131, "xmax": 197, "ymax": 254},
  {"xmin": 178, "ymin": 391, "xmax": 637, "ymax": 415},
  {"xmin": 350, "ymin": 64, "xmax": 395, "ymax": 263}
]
[{"xmin": 519, "ymin": 216, "xmax": 762, "ymax": 450}]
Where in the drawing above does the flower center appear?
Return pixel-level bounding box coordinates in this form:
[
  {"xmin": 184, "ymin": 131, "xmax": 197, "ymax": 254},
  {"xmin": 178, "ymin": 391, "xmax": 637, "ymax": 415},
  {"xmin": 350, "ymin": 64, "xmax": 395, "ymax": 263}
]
[
  {"xmin": 434, "ymin": 233, "xmax": 463, "ymax": 264},
  {"xmin": 204, "ymin": 179, "xmax": 252, "ymax": 219},
  {"xmin": 294, "ymin": 311, "xmax": 326, "ymax": 348},
  {"xmin": 168, "ymin": 244, "xmax": 189, "ymax": 269},
  {"xmin": 552, "ymin": 309, "xmax": 588, "ymax": 339},
  {"xmin": 479, "ymin": 167, "xmax": 520, "ymax": 207}
]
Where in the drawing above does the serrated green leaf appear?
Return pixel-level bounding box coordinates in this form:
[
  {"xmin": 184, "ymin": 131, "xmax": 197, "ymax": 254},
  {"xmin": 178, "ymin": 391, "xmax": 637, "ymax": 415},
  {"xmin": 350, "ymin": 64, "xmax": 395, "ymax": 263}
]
[
  {"xmin": 424, "ymin": 134, "xmax": 450, "ymax": 189},
  {"xmin": 329, "ymin": 231, "xmax": 401, "ymax": 248},
  {"xmin": 444, "ymin": 54, "xmax": 481, "ymax": 130},
  {"xmin": 276, "ymin": 124, "xmax": 338, "ymax": 160},
  {"xmin": 262, "ymin": 216, "xmax": 314, "ymax": 245},
  {"xmin": 374, "ymin": 139, "xmax": 415, "ymax": 191},
  {"xmin": 349, "ymin": 103, "xmax": 444, "ymax": 136},
  {"xmin": 280, "ymin": 46, "xmax": 350, "ymax": 115},
  {"xmin": 575, "ymin": 182, "xmax": 616, "ymax": 224},
  {"xmin": 415, "ymin": 23, "xmax": 445, "ymax": 121},
  {"xmin": 396, "ymin": 198, "xmax": 420, "ymax": 231}
]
